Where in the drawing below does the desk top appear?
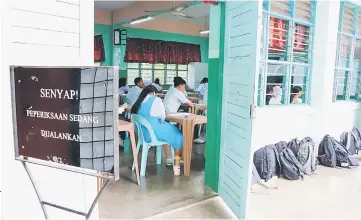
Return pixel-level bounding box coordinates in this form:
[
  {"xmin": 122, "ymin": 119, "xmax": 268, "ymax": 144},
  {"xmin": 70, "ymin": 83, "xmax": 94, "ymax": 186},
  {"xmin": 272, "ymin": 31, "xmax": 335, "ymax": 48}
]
[{"xmin": 166, "ymin": 113, "xmax": 207, "ymax": 125}]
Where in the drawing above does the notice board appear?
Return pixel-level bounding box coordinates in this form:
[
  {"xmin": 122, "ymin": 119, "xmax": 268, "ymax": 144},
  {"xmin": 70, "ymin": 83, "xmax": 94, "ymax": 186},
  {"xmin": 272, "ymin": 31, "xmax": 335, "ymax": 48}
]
[{"xmin": 11, "ymin": 66, "xmax": 119, "ymax": 179}]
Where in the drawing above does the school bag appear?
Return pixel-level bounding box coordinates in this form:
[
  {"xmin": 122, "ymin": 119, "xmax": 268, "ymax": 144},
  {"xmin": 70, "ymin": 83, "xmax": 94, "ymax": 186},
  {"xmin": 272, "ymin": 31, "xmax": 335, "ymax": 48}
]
[
  {"xmin": 318, "ymin": 135, "xmax": 337, "ymax": 167},
  {"xmin": 298, "ymin": 137, "xmax": 317, "ymax": 175},
  {"xmin": 340, "ymin": 131, "xmax": 358, "ymax": 155},
  {"xmin": 352, "ymin": 127, "xmax": 361, "ymax": 153},
  {"xmin": 253, "ymin": 144, "xmax": 281, "ymax": 182},
  {"xmin": 279, "ymin": 148, "xmax": 305, "ymax": 180},
  {"xmin": 318, "ymin": 135, "xmax": 359, "ymax": 168},
  {"xmin": 287, "ymin": 138, "xmax": 301, "ymax": 156},
  {"xmin": 275, "ymin": 141, "xmax": 288, "ymax": 154}
]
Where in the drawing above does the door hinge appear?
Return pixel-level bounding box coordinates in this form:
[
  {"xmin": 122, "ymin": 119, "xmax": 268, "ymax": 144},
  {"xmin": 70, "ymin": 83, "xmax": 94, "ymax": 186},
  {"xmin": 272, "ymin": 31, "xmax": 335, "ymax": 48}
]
[{"xmin": 249, "ymin": 104, "xmax": 256, "ymax": 119}]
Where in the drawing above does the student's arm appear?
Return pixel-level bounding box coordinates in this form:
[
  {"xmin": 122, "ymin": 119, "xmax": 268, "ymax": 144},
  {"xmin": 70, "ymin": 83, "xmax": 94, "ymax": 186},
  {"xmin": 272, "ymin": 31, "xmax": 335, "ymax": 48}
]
[{"xmin": 178, "ymin": 91, "xmax": 193, "ymax": 107}]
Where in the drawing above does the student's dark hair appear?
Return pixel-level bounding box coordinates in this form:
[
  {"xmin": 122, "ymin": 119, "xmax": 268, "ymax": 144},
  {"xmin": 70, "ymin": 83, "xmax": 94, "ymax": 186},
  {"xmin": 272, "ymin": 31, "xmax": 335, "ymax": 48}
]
[
  {"xmin": 265, "ymin": 86, "xmax": 274, "ymax": 105},
  {"xmin": 290, "ymin": 86, "xmax": 303, "ymax": 103},
  {"xmin": 155, "ymin": 78, "xmax": 160, "ymax": 85},
  {"xmin": 173, "ymin": 76, "xmax": 182, "ymax": 83},
  {"xmin": 131, "ymin": 85, "xmax": 157, "ymax": 114},
  {"xmin": 119, "ymin": 78, "xmax": 127, "ymax": 88},
  {"xmin": 203, "ymin": 77, "xmax": 208, "ymax": 83},
  {"xmin": 134, "ymin": 77, "xmax": 143, "ymax": 85},
  {"xmin": 174, "ymin": 77, "xmax": 186, "ymax": 87}
]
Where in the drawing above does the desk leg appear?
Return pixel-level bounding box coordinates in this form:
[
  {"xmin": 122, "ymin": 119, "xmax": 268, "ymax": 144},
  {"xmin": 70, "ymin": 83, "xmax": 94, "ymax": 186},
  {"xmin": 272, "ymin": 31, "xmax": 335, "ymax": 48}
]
[
  {"xmin": 129, "ymin": 128, "xmax": 140, "ymax": 185},
  {"xmin": 183, "ymin": 120, "xmax": 193, "ymax": 176}
]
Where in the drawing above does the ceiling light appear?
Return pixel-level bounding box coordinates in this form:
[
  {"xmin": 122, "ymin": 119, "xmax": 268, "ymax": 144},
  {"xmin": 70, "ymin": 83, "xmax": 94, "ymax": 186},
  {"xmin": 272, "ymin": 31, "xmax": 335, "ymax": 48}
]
[
  {"xmin": 130, "ymin": 16, "xmax": 153, "ymax": 25},
  {"xmin": 199, "ymin": 30, "xmax": 210, "ymax": 34}
]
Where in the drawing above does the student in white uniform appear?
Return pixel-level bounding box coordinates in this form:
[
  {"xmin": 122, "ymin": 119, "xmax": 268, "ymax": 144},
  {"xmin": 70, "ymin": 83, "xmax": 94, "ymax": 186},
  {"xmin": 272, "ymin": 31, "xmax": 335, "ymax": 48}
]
[
  {"xmin": 118, "ymin": 77, "xmax": 130, "ymax": 95},
  {"xmin": 163, "ymin": 77, "xmax": 194, "ymax": 113},
  {"xmin": 269, "ymin": 86, "xmax": 282, "ymax": 105},
  {"xmin": 152, "ymin": 78, "xmax": 163, "ymax": 92},
  {"xmin": 196, "ymin": 77, "xmax": 208, "ymax": 98},
  {"xmin": 290, "ymin": 86, "xmax": 303, "ymax": 104},
  {"xmin": 126, "ymin": 77, "xmax": 144, "ymax": 105}
]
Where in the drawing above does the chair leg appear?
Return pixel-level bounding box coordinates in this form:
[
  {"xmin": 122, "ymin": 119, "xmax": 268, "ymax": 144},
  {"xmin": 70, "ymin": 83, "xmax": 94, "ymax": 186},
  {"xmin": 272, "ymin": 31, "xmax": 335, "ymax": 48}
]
[
  {"xmin": 140, "ymin": 144, "xmax": 149, "ymax": 177},
  {"xmin": 124, "ymin": 132, "xmax": 130, "ymax": 154},
  {"xmin": 156, "ymin": 145, "xmax": 162, "ymax": 165},
  {"xmin": 171, "ymin": 148, "xmax": 175, "ymax": 168}
]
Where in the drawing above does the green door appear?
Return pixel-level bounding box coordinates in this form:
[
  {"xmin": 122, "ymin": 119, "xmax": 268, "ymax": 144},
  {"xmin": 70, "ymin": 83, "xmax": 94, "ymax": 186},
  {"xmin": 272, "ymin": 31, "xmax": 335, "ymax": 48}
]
[{"xmin": 218, "ymin": 0, "xmax": 261, "ymax": 218}]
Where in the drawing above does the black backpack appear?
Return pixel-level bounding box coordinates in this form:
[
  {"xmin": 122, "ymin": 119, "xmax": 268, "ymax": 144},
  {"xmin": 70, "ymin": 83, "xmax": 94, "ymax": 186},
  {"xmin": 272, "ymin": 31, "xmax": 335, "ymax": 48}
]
[
  {"xmin": 253, "ymin": 145, "xmax": 281, "ymax": 182},
  {"xmin": 318, "ymin": 135, "xmax": 359, "ymax": 168},
  {"xmin": 287, "ymin": 138, "xmax": 300, "ymax": 156},
  {"xmin": 279, "ymin": 148, "xmax": 305, "ymax": 180}
]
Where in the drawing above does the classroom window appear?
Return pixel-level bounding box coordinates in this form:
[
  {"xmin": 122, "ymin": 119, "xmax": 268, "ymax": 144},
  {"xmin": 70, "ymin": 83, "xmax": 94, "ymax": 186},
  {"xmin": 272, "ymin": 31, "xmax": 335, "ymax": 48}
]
[
  {"xmin": 127, "ymin": 63, "xmax": 188, "ymax": 85},
  {"xmin": 258, "ymin": 0, "xmax": 316, "ymax": 106},
  {"xmin": 334, "ymin": 3, "xmax": 361, "ymax": 101}
]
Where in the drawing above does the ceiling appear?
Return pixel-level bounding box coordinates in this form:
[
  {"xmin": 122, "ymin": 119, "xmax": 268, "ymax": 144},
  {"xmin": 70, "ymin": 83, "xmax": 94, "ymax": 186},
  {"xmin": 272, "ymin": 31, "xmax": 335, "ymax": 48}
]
[
  {"xmin": 94, "ymin": 1, "xmax": 135, "ymax": 10},
  {"xmin": 94, "ymin": 1, "xmax": 209, "ymax": 25},
  {"xmin": 157, "ymin": 3, "xmax": 209, "ymax": 25}
]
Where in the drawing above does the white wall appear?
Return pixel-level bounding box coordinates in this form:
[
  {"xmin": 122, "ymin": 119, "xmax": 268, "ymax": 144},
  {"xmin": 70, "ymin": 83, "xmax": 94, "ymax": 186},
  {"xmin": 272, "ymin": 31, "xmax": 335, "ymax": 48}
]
[
  {"xmin": 251, "ymin": 0, "xmax": 361, "ymax": 153},
  {"xmin": 1, "ymin": 0, "xmax": 98, "ymax": 219}
]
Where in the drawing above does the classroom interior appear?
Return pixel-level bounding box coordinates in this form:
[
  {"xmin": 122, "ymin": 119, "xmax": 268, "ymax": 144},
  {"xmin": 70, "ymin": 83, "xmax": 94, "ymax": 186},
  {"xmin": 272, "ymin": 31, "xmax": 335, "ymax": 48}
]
[{"xmin": 94, "ymin": 1, "xmax": 215, "ymax": 218}]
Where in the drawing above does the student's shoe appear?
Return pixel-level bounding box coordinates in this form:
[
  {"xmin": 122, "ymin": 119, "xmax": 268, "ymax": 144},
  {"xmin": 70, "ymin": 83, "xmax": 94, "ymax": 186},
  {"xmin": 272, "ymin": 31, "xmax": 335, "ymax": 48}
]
[
  {"xmin": 166, "ymin": 158, "xmax": 173, "ymax": 166},
  {"xmin": 194, "ymin": 138, "xmax": 205, "ymax": 144}
]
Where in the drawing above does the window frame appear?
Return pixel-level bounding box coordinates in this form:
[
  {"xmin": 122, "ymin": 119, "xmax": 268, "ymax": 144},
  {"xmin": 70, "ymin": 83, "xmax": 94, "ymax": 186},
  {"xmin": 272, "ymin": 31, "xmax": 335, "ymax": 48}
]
[
  {"xmin": 126, "ymin": 63, "xmax": 188, "ymax": 85},
  {"xmin": 258, "ymin": 0, "xmax": 317, "ymax": 107},
  {"xmin": 334, "ymin": 2, "xmax": 361, "ymax": 102}
]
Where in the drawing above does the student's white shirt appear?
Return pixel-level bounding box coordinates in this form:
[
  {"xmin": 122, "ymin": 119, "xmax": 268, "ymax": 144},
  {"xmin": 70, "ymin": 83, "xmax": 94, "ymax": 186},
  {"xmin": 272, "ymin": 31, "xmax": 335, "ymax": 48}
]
[
  {"xmin": 197, "ymin": 83, "xmax": 208, "ymax": 96},
  {"xmin": 269, "ymin": 97, "xmax": 281, "ymax": 105},
  {"xmin": 126, "ymin": 86, "xmax": 142, "ymax": 105},
  {"xmin": 292, "ymin": 98, "xmax": 302, "ymax": 104},
  {"xmin": 152, "ymin": 83, "xmax": 162, "ymax": 92},
  {"xmin": 143, "ymin": 95, "xmax": 166, "ymax": 120},
  {"xmin": 118, "ymin": 85, "xmax": 130, "ymax": 95},
  {"xmin": 163, "ymin": 86, "xmax": 189, "ymax": 113}
]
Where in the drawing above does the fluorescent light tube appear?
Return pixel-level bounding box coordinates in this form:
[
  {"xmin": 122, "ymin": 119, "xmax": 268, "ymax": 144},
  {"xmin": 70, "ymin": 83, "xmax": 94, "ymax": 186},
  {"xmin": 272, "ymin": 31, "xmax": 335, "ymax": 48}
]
[
  {"xmin": 130, "ymin": 16, "xmax": 153, "ymax": 25},
  {"xmin": 199, "ymin": 30, "xmax": 210, "ymax": 34}
]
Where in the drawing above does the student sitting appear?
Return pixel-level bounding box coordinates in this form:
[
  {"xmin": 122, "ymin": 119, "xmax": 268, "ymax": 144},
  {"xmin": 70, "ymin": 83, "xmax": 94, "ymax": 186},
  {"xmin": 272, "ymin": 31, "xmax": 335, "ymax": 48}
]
[
  {"xmin": 290, "ymin": 86, "xmax": 303, "ymax": 104},
  {"xmin": 126, "ymin": 77, "xmax": 144, "ymax": 105},
  {"xmin": 196, "ymin": 77, "xmax": 208, "ymax": 99},
  {"xmin": 118, "ymin": 78, "xmax": 130, "ymax": 95},
  {"xmin": 163, "ymin": 77, "xmax": 194, "ymax": 113},
  {"xmin": 152, "ymin": 78, "xmax": 163, "ymax": 92},
  {"xmin": 131, "ymin": 85, "xmax": 183, "ymax": 174},
  {"xmin": 269, "ymin": 86, "xmax": 282, "ymax": 105}
]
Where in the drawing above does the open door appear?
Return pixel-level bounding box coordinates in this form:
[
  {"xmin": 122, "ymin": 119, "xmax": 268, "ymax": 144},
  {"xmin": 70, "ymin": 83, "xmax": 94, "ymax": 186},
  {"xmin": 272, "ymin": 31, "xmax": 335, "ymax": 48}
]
[{"xmin": 218, "ymin": 0, "xmax": 261, "ymax": 218}]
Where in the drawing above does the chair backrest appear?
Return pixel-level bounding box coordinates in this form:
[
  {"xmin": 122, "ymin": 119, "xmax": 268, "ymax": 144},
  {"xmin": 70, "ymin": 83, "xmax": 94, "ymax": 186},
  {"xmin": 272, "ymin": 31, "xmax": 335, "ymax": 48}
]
[{"xmin": 132, "ymin": 114, "xmax": 159, "ymax": 144}]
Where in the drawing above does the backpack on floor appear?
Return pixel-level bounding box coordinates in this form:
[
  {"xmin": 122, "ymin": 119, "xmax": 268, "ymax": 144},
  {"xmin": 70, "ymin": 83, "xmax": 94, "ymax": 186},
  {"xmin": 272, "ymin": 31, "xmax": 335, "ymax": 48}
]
[
  {"xmin": 279, "ymin": 148, "xmax": 305, "ymax": 180},
  {"xmin": 318, "ymin": 135, "xmax": 359, "ymax": 168},
  {"xmin": 298, "ymin": 137, "xmax": 317, "ymax": 175},
  {"xmin": 288, "ymin": 138, "xmax": 301, "ymax": 156},
  {"xmin": 352, "ymin": 127, "xmax": 361, "ymax": 152},
  {"xmin": 340, "ymin": 131, "xmax": 358, "ymax": 155},
  {"xmin": 318, "ymin": 135, "xmax": 337, "ymax": 167},
  {"xmin": 275, "ymin": 141, "xmax": 288, "ymax": 154},
  {"xmin": 253, "ymin": 145, "xmax": 281, "ymax": 182}
]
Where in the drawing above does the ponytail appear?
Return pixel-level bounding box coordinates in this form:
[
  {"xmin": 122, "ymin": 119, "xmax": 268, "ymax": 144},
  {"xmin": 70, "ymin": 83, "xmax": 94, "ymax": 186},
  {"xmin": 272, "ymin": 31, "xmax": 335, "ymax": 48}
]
[{"xmin": 131, "ymin": 85, "xmax": 157, "ymax": 114}]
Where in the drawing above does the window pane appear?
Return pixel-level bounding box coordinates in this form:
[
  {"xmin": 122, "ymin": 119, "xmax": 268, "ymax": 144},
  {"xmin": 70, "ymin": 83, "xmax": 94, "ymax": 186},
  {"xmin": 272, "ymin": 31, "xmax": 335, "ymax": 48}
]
[
  {"xmin": 154, "ymin": 70, "xmax": 165, "ymax": 85},
  {"xmin": 335, "ymin": 70, "xmax": 349, "ymax": 100},
  {"xmin": 293, "ymin": 24, "xmax": 312, "ymax": 63},
  {"xmin": 127, "ymin": 63, "xmax": 139, "ymax": 69},
  {"xmin": 350, "ymin": 71, "xmax": 361, "ymax": 100},
  {"xmin": 295, "ymin": 0, "xmax": 312, "ymax": 23},
  {"xmin": 178, "ymin": 65, "xmax": 187, "ymax": 71},
  {"xmin": 166, "ymin": 70, "xmax": 177, "ymax": 84},
  {"xmin": 178, "ymin": 71, "xmax": 188, "ymax": 80},
  {"xmin": 127, "ymin": 69, "xmax": 139, "ymax": 85},
  {"xmin": 266, "ymin": 76, "xmax": 286, "ymax": 105},
  {"xmin": 339, "ymin": 35, "xmax": 352, "ymax": 68},
  {"xmin": 141, "ymin": 63, "xmax": 152, "ymax": 69},
  {"xmin": 154, "ymin": 64, "xmax": 165, "ymax": 69},
  {"xmin": 270, "ymin": 1, "xmax": 291, "ymax": 17},
  {"xmin": 353, "ymin": 39, "xmax": 361, "ymax": 69},
  {"xmin": 166, "ymin": 64, "xmax": 176, "ymax": 70},
  {"xmin": 268, "ymin": 17, "xmax": 289, "ymax": 61},
  {"xmin": 141, "ymin": 69, "xmax": 152, "ymax": 81}
]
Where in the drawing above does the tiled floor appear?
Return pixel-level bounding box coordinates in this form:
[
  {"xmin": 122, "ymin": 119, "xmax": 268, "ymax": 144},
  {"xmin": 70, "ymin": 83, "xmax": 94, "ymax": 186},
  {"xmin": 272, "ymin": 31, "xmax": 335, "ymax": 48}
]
[{"xmin": 98, "ymin": 142, "xmax": 215, "ymax": 219}]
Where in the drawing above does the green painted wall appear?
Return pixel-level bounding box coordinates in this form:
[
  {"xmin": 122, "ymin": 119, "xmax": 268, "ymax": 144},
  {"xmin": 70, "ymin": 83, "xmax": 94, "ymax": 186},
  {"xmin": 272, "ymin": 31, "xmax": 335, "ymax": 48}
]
[
  {"xmin": 94, "ymin": 24, "xmax": 113, "ymax": 66},
  {"xmin": 205, "ymin": 3, "xmax": 224, "ymax": 192}
]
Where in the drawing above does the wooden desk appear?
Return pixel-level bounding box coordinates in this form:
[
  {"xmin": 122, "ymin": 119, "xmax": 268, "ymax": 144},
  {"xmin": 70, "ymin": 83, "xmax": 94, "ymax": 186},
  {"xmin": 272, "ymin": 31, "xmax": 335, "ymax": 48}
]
[
  {"xmin": 189, "ymin": 97, "xmax": 200, "ymax": 103},
  {"xmin": 118, "ymin": 120, "xmax": 140, "ymax": 185},
  {"xmin": 189, "ymin": 104, "xmax": 207, "ymax": 114},
  {"xmin": 166, "ymin": 114, "xmax": 207, "ymax": 176}
]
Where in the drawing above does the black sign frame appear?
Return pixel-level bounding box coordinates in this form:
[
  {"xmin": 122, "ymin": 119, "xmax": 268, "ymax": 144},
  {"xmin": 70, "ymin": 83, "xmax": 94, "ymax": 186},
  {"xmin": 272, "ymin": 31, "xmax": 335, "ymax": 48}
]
[{"xmin": 10, "ymin": 66, "xmax": 120, "ymax": 180}]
